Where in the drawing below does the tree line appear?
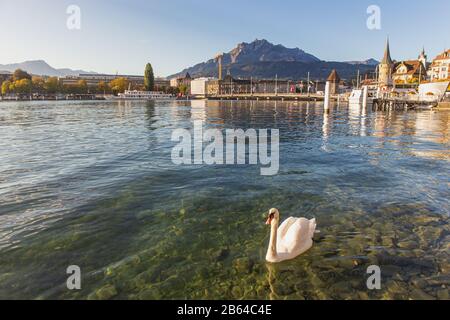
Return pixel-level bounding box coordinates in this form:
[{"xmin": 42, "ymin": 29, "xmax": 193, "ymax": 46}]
[
  {"xmin": 0, "ymin": 69, "xmax": 132, "ymax": 95},
  {"xmin": 1, "ymin": 64, "xmax": 178, "ymax": 96}
]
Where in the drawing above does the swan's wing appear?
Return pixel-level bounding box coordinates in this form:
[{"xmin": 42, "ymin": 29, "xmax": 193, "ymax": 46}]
[
  {"xmin": 277, "ymin": 217, "xmax": 297, "ymax": 239},
  {"xmin": 281, "ymin": 218, "xmax": 313, "ymax": 252}
]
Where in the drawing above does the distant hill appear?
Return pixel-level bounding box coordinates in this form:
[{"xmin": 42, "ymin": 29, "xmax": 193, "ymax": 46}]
[
  {"xmin": 169, "ymin": 39, "xmax": 376, "ymax": 80},
  {"xmin": 0, "ymin": 60, "xmax": 97, "ymax": 77},
  {"xmin": 344, "ymin": 58, "xmax": 379, "ymax": 66}
]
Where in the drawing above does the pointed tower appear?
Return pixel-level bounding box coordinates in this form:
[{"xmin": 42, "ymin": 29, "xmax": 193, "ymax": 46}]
[
  {"xmin": 327, "ymin": 69, "xmax": 341, "ymax": 94},
  {"xmin": 378, "ymin": 38, "xmax": 394, "ymax": 87},
  {"xmin": 418, "ymin": 47, "xmax": 427, "ymax": 69}
]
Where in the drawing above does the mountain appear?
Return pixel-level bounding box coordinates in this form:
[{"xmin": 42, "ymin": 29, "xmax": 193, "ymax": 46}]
[
  {"xmin": 0, "ymin": 60, "xmax": 97, "ymax": 77},
  {"xmin": 345, "ymin": 58, "xmax": 379, "ymax": 66},
  {"xmin": 169, "ymin": 39, "xmax": 376, "ymax": 80},
  {"xmin": 225, "ymin": 39, "xmax": 320, "ymax": 64},
  {"xmin": 218, "ymin": 61, "xmax": 375, "ymax": 80}
]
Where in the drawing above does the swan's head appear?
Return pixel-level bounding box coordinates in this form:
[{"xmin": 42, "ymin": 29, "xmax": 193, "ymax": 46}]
[{"xmin": 265, "ymin": 208, "xmax": 280, "ymax": 225}]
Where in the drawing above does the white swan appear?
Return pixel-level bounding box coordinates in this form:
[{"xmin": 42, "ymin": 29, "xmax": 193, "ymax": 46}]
[{"xmin": 265, "ymin": 208, "xmax": 317, "ymax": 263}]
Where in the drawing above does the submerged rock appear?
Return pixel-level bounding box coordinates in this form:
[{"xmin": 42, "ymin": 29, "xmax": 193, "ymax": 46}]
[
  {"xmin": 381, "ymin": 236, "xmax": 394, "ymax": 247},
  {"xmin": 272, "ymin": 282, "xmax": 295, "ymax": 296},
  {"xmin": 138, "ymin": 287, "xmax": 162, "ymax": 300},
  {"xmin": 233, "ymin": 257, "xmax": 254, "ymax": 274},
  {"xmin": 213, "ymin": 248, "xmax": 230, "ymax": 262},
  {"xmin": 397, "ymin": 240, "xmax": 418, "ymax": 250},
  {"xmin": 94, "ymin": 284, "xmax": 118, "ymax": 300},
  {"xmin": 358, "ymin": 292, "xmax": 369, "ymax": 300},
  {"xmin": 410, "ymin": 288, "xmax": 435, "ymax": 300},
  {"xmin": 436, "ymin": 289, "xmax": 449, "ymax": 300},
  {"xmin": 231, "ymin": 286, "xmax": 243, "ymax": 299},
  {"xmin": 438, "ymin": 260, "xmax": 450, "ymax": 274},
  {"xmin": 382, "ymin": 265, "xmax": 402, "ymax": 277},
  {"xmin": 411, "ymin": 278, "xmax": 428, "ymax": 289}
]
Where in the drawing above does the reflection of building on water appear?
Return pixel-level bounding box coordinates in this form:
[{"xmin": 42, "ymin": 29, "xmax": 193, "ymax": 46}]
[
  {"xmin": 348, "ymin": 102, "xmax": 363, "ymax": 135},
  {"xmin": 322, "ymin": 109, "xmax": 330, "ymax": 141},
  {"xmin": 192, "ymin": 100, "xmax": 332, "ymax": 128},
  {"xmin": 360, "ymin": 104, "xmax": 368, "ymax": 137},
  {"xmin": 190, "ymin": 100, "xmax": 207, "ymax": 121},
  {"xmin": 413, "ymin": 111, "xmax": 450, "ymax": 159},
  {"xmin": 370, "ymin": 104, "xmax": 449, "ymax": 160},
  {"xmin": 116, "ymin": 100, "xmax": 133, "ymax": 117}
]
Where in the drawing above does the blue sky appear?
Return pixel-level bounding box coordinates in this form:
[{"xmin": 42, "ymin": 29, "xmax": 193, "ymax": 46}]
[{"xmin": 0, "ymin": 0, "xmax": 449, "ymax": 77}]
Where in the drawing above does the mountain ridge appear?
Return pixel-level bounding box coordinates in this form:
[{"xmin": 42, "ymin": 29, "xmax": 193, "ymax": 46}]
[
  {"xmin": 0, "ymin": 60, "xmax": 97, "ymax": 77},
  {"xmin": 170, "ymin": 39, "xmax": 377, "ymax": 80}
]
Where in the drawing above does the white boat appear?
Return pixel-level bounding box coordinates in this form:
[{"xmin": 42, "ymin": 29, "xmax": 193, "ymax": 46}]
[
  {"xmin": 418, "ymin": 81, "xmax": 450, "ymax": 102},
  {"xmin": 113, "ymin": 90, "xmax": 175, "ymax": 101},
  {"xmin": 348, "ymin": 87, "xmax": 377, "ymax": 105}
]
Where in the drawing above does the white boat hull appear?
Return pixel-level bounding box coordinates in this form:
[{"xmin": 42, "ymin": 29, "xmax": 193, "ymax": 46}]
[{"xmin": 113, "ymin": 90, "xmax": 176, "ymax": 101}]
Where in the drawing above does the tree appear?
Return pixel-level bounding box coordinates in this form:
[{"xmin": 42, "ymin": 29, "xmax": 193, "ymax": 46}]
[
  {"xmin": 97, "ymin": 81, "xmax": 109, "ymax": 94},
  {"xmin": 1, "ymin": 80, "xmax": 11, "ymax": 95},
  {"xmin": 45, "ymin": 77, "xmax": 60, "ymax": 94},
  {"xmin": 14, "ymin": 79, "xmax": 32, "ymax": 94},
  {"xmin": 13, "ymin": 69, "xmax": 32, "ymax": 82},
  {"xmin": 144, "ymin": 63, "xmax": 154, "ymax": 91},
  {"xmin": 109, "ymin": 77, "xmax": 129, "ymax": 94},
  {"xmin": 32, "ymin": 76, "xmax": 45, "ymax": 94},
  {"xmin": 8, "ymin": 81, "xmax": 15, "ymax": 93},
  {"xmin": 76, "ymin": 80, "xmax": 88, "ymax": 94},
  {"xmin": 167, "ymin": 86, "xmax": 179, "ymax": 95},
  {"xmin": 178, "ymin": 84, "xmax": 188, "ymax": 96}
]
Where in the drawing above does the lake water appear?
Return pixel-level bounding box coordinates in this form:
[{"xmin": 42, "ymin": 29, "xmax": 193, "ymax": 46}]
[{"xmin": 0, "ymin": 100, "xmax": 448, "ymax": 300}]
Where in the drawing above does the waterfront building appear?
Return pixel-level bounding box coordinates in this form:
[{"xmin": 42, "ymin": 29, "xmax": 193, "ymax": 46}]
[
  {"xmin": 169, "ymin": 78, "xmax": 178, "ymax": 87},
  {"xmin": 430, "ymin": 49, "xmax": 450, "ymax": 81},
  {"xmin": 190, "ymin": 77, "xmax": 215, "ymax": 97},
  {"xmin": 378, "ymin": 39, "xmax": 394, "ymax": 88},
  {"xmin": 61, "ymin": 73, "xmax": 145, "ymax": 88},
  {"xmin": 327, "ymin": 69, "xmax": 340, "ymax": 94},
  {"xmin": 204, "ymin": 75, "xmax": 307, "ymax": 96},
  {"xmin": 206, "ymin": 79, "xmax": 220, "ymax": 96},
  {"xmin": 154, "ymin": 78, "xmax": 170, "ymax": 90},
  {"xmin": 0, "ymin": 70, "xmax": 12, "ymax": 83},
  {"xmin": 169, "ymin": 72, "xmax": 192, "ymax": 89},
  {"xmin": 392, "ymin": 60, "xmax": 427, "ymax": 84}
]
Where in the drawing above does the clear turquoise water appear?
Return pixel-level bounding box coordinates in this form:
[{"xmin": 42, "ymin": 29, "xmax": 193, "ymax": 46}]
[{"xmin": 0, "ymin": 100, "xmax": 448, "ymax": 300}]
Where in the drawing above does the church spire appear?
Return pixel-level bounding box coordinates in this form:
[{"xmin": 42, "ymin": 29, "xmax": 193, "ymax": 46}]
[
  {"xmin": 419, "ymin": 46, "xmax": 427, "ymax": 69},
  {"xmin": 381, "ymin": 37, "xmax": 393, "ymax": 65},
  {"xmin": 419, "ymin": 46, "xmax": 427, "ymax": 59}
]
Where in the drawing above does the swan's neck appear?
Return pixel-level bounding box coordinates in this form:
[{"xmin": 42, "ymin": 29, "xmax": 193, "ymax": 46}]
[{"xmin": 266, "ymin": 220, "xmax": 278, "ymax": 260}]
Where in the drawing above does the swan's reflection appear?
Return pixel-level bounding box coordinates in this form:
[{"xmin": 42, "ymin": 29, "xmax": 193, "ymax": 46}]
[{"xmin": 265, "ymin": 262, "xmax": 280, "ymax": 300}]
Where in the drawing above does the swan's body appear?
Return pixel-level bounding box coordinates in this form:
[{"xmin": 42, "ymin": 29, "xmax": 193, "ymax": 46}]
[{"xmin": 265, "ymin": 208, "xmax": 316, "ymax": 263}]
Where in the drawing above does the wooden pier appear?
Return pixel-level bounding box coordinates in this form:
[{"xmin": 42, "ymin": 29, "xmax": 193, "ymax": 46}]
[{"xmin": 372, "ymin": 98, "xmax": 438, "ymax": 111}]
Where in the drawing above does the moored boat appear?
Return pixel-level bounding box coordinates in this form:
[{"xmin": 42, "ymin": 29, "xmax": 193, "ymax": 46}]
[
  {"xmin": 112, "ymin": 90, "xmax": 176, "ymax": 101},
  {"xmin": 348, "ymin": 87, "xmax": 377, "ymax": 105}
]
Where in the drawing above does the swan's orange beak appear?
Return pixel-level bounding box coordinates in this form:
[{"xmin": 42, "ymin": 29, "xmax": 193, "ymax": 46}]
[{"xmin": 265, "ymin": 216, "xmax": 273, "ymax": 225}]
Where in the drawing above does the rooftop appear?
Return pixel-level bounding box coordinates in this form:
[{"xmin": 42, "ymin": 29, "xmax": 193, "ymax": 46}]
[
  {"xmin": 327, "ymin": 69, "xmax": 340, "ymax": 82},
  {"xmin": 433, "ymin": 49, "xmax": 450, "ymax": 62}
]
